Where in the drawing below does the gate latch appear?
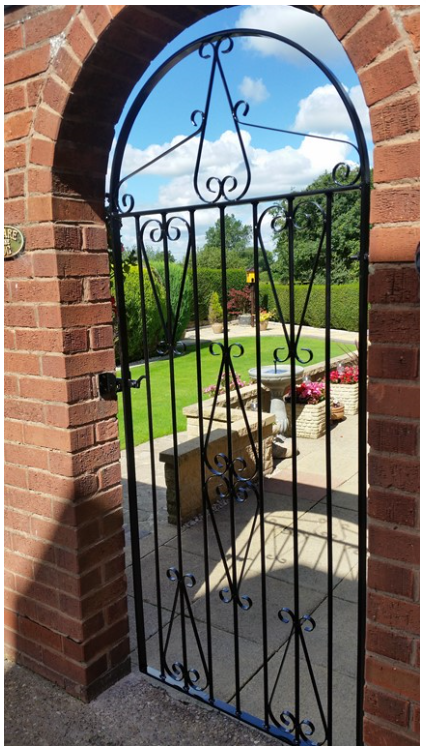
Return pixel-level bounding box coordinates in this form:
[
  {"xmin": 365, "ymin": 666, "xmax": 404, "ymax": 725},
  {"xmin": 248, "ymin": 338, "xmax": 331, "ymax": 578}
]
[{"xmin": 99, "ymin": 373, "xmax": 145, "ymax": 400}]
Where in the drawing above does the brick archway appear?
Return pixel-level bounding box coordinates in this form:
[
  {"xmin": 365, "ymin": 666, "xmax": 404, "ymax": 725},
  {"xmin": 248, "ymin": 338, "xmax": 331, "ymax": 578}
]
[{"xmin": 5, "ymin": 5, "xmax": 419, "ymax": 743}]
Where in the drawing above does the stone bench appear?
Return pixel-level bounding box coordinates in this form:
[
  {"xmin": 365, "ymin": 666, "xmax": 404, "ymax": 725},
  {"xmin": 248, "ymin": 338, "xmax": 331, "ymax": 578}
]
[{"xmin": 160, "ymin": 406, "xmax": 276, "ymax": 525}]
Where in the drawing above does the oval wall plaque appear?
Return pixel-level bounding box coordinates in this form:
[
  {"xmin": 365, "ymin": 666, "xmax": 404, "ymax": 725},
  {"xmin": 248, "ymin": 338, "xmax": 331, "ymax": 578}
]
[{"xmin": 4, "ymin": 226, "xmax": 25, "ymax": 259}]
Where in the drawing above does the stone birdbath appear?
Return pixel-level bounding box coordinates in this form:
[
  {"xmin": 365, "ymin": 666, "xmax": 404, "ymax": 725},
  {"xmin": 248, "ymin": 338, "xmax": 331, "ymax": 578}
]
[{"xmin": 248, "ymin": 364, "xmax": 304, "ymax": 457}]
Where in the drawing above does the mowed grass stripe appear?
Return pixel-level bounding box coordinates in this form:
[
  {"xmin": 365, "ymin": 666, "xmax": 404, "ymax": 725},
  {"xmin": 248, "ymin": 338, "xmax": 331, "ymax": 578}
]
[{"xmin": 116, "ymin": 336, "xmax": 355, "ymax": 448}]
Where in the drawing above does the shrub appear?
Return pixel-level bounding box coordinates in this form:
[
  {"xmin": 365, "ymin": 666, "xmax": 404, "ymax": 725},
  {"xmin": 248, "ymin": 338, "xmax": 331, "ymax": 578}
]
[
  {"xmin": 150, "ymin": 261, "xmax": 192, "ymax": 342},
  {"xmin": 122, "ymin": 266, "xmax": 166, "ymax": 362},
  {"xmin": 330, "ymin": 283, "xmax": 359, "ymax": 332},
  {"xmin": 189, "ymin": 268, "xmax": 247, "ymax": 321},
  {"xmin": 227, "ymin": 286, "xmax": 252, "ymax": 316},
  {"xmin": 208, "ymin": 292, "xmax": 223, "ymax": 324}
]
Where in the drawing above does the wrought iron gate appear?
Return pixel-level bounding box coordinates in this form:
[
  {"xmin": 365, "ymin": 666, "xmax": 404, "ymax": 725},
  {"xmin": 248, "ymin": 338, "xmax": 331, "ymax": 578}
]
[{"xmin": 106, "ymin": 30, "xmax": 369, "ymax": 746}]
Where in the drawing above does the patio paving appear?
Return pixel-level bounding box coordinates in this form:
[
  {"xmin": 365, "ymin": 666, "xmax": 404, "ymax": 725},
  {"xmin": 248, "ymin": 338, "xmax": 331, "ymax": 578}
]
[{"xmin": 121, "ymin": 411, "xmax": 361, "ymax": 746}]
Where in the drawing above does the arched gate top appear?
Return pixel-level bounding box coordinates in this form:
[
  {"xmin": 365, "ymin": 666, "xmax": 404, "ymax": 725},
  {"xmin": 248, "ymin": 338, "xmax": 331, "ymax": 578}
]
[{"xmin": 108, "ymin": 28, "xmax": 370, "ymax": 216}]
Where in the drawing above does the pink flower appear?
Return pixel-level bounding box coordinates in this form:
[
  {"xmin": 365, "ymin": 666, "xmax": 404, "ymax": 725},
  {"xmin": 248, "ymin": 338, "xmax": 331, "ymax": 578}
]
[{"xmin": 286, "ymin": 380, "xmax": 325, "ymax": 405}]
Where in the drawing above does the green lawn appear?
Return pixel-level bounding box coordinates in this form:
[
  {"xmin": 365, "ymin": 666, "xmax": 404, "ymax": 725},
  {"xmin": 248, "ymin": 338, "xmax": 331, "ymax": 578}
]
[{"xmin": 117, "ymin": 336, "xmax": 355, "ymax": 448}]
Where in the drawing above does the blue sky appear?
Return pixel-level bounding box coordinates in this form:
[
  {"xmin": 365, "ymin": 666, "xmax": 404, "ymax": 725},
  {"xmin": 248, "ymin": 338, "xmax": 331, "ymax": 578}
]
[{"xmin": 110, "ymin": 5, "xmax": 373, "ymax": 255}]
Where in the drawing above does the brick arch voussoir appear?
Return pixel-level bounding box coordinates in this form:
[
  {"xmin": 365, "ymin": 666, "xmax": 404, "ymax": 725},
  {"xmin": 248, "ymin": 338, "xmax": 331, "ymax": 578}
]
[
  {"xmin": 34, "ymin": 4, "xmax": 418, "ymax": 233},
  {"xmin": 44, "ymin": 5, "xmax": 222, "ymax": 221}
]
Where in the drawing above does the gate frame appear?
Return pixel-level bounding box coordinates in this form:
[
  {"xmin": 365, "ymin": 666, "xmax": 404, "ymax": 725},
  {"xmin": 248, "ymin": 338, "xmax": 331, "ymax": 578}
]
[
  {"xmin": 4, "ymin": 5, "xmax": 419, "ymax": 744},
  {"xmin": 107, "ymin": 28, "xmax": 370, "ymax": 746}
]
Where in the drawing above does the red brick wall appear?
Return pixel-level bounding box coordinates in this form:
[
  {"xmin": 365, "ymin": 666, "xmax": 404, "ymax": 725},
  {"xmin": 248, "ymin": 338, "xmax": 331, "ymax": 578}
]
[
  {"xmin": 4, "ymin": 3, "xmax": 221, "ymax": 701},
  {"xmin": 317, "ymin": 4, "xmax": 420, "ymax": 745},
  {"xmin": 4, "ymin": 3, "xmax": 420, "ymax": 737}
]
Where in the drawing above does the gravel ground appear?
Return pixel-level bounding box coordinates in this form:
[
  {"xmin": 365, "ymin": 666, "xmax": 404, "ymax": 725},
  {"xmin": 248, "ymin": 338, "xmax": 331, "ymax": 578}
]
[{"xmin": 4, "ymin": 660, "xmax": 282, "ymax": 747}]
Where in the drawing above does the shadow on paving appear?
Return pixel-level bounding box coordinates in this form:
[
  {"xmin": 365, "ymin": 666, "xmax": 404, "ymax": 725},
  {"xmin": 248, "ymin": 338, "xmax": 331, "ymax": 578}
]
[{"xmin": 123, "ymin": 468, "xmax": 360, "ymax": 747}]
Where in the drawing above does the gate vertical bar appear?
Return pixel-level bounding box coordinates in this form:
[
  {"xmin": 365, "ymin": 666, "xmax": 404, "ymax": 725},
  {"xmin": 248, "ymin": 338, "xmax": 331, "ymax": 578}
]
[
  {"xmin": 325, "ymin": 192, "xmax": 334, "ymax": 746},
  {"xmin": 190, "ymin": 208, "xmax": 214, "ymax": 701},
  {"xmin": 109, "ymin": 216, "xmax": 147, "ymax": 671},
  {"xmin": 136, "ymin": 217, "xmax": 165, "ymax": 675},
  {"xmin": 162, "ymin": 212, "xmax": 189, "ymax": 687},
  {"xmin": 356, "ymin": 179, "xmax": 370, "ymax": 747},
  {"xmin": 288, "ymin": 197, "xmax": 301, "ymax": 741},
  {"xmin": 219, "ymin": 205, "xmax": 241, "ymax": 713},
  {"xmin": 252, "ymin": 201, "xmax": 270, "ymax": 729}
]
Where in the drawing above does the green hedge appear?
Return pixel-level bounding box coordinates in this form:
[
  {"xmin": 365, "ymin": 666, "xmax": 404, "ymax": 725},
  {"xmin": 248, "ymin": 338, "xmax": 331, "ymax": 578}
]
[
  {"xmin": 259, "ymin": 281, "xmax": 359, "ymax": 331},
  {"xmin": 188, "ymin": 268, "xmax": 248, "ymax": 321}
]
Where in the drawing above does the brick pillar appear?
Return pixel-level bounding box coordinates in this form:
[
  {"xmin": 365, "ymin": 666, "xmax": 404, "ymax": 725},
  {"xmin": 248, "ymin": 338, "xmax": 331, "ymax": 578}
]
[
  {"xmin": 4, "ymin": 6, "xmax": 130, "ymax": 700},
  {"xmin": 361, "ymin": 7, "xmax": 420, "ymax": 741},
  {"xmin": 365, "ymin": 263, "xmax": 420, "ymax": 745},
  {"xmin": 4, "ymin": 1, "xmax": 220, "ymax": 702},
  {"xmin": 317, "ymin": 4, "xmax": 420, "ymax": 744},
  {"xmin": 4, "ymin": 220, "xmax": 130, "ymax": 700}
]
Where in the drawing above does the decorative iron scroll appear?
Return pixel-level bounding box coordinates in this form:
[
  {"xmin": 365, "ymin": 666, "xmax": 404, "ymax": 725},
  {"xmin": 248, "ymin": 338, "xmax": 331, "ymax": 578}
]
[
  {"xmin": 138, "ymin": 215, "xmax": 192, "ymax": 357},
  {"xmin": 108, "ymin": 30, "xmax": 365, "ymax": 216},
  {"xmin": 268, "ymin": 609, "xmax": 328, "ymax": 745},
  {"xmin": 107, "ymin": 25, "xmax": 370, "ymax": 749},
  {"xmin": 257, "ymin": 199, "xmax": 327, "ymax": 366},
  {"xmin": 201, "ymin": 340, "xmax": 260, "ymax": 611},
  {"xmin": 164, "ymin": 567, "xmax": 210, "ymax": 692}
]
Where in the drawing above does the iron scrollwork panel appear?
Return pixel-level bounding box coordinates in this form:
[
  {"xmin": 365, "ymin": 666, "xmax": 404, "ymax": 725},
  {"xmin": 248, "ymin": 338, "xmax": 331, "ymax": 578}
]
[{"xmin": 107, "ymin": 25, "xmax": 370, "ymax": 748}]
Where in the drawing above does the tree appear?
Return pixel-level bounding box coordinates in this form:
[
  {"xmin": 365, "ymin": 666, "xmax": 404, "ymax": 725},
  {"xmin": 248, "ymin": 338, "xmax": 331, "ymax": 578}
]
[
  {"xmin": 197, "ymin": 213, "xmax": 275, "ymax": 271},
  {"xmin": 273, "ymin": 170, "xmax": 369, "ymax": 285},
  {"xmin": 146, "ymin": 246, "xmax": 176, "ymax": 264},
  {"xmin": 197, "ymin": 213, "xmax": 252, "ymax": 269}
]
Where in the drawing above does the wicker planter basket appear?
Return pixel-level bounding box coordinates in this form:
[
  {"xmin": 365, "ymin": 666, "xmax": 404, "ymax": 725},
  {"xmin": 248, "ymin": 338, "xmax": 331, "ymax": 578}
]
[{"xmin": 330, "ymin": 382, "xmax": 359, "ymax": 415}]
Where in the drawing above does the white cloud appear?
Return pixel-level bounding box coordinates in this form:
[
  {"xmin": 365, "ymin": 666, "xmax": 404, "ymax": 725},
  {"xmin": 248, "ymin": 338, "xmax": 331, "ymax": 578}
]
[
  {"xmin": 293, "ymin": 84, "xmax": 372, "ymax": 142},
  {"xmin": 239, "ymin": 76, "xmax": 270, "ymax": 104},
  {"xmin": 125, "ymin": 128, "xmax": 354, "ymax": 208},
  {"xmin": 112, "ymin": 87, "xmax": 367, "ymax": 258},
  {"xmin": 349, "ymin": 85, "xmax": 373, "ymax": 141},
  {"xmin": 235, "ymin": 5, "xmax": 347, "ymax": 65},
  {"xmin": 116, "ymin": 123, "xmax": 355, "ymax": 258}
]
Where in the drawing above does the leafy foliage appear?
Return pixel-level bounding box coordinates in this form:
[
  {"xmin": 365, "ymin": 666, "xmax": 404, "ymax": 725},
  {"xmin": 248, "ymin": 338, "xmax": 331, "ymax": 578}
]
[
  {"xmin": 197, "ymin": 213, "xmax": 252, "ymax": 268},
  {"xmin": 273, "ymin": 170, "xmax": 365, "ymax": 285},
  {"xmin": 227, "ymin": 286, "xmax": 252, "ymax": 316},
  {"xmin": 188, "ymin": 268, "xmax": 248, "ymax": 321},
  {"xmin": 119, "ymin": 266, "xmax": 166, "ymax": 362},
  {"xmin": 150, "ymin": 261, "xmax": 192, "ymax": 343},
  {"xmin": 146, "ymin": 246, "xmax": 176, "ymax": 264},
  {"xmin": 197, "ymin": 213, "xmax": 275, "ymax": 272}
]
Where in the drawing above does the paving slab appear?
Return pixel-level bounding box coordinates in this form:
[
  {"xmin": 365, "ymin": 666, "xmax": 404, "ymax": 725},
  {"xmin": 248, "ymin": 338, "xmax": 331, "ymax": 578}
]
[
  {"xmin": 297, "ymin": 596, "xmax": 359, "ymax": 678},
  {"xmin": 190, "ymin": 573, "xmax": 327, "ymax": 653},
  {"xmin": 238, "ymin": 640, "xmax": 357, "ymax": 747},
  {"xmin": 144, "ymin": 619, "xmax": 267, "ymax": 707},
  {"xmin": 332, "ymin": 568, "xmax": 359, "ymax": 604}
]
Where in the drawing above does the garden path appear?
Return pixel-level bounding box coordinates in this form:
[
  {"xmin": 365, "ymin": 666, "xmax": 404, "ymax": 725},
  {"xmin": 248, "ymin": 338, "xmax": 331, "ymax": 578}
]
[{"xmin": 121, "ymin": 412, "xmax": 360, "ymax": 746}]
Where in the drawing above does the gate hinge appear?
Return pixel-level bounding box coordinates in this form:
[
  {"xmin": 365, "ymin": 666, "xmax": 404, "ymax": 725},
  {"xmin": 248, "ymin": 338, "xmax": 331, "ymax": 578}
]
[{"xmin": 99, "ymin": 373, "xmax": 145, "ymax": 400}]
